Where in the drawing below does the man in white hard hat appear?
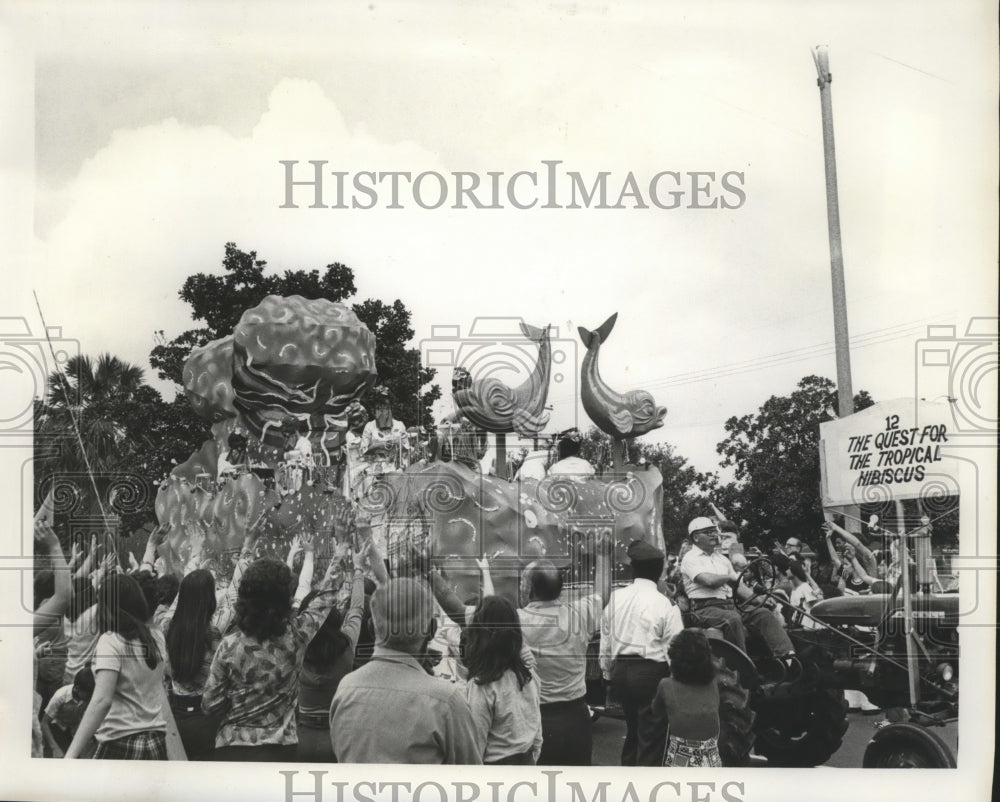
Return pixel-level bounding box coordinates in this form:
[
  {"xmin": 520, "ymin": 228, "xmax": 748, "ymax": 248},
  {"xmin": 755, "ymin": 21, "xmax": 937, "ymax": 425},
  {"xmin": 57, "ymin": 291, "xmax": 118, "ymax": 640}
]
[{"xmin": 680, "ymin": 517, "xmax": 797, "ymax": 675}]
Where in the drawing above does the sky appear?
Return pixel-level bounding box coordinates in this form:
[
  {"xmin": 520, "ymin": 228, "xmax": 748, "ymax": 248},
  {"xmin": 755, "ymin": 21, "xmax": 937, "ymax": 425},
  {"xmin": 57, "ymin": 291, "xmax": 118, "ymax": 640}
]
[
  {"xmin": 0, "ymin": 2, "xmax": 997, "ymax": 798},
  {"xmin": 2, "ymin": 1, "xmax": 996, "ymax": 477}
]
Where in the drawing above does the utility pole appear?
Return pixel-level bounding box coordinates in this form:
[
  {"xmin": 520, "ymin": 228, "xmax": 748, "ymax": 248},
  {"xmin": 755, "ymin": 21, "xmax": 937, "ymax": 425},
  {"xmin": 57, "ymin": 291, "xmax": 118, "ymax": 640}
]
[{"xmin": 813, "ymin": 46, "xmax": 855, "ymax": 419}]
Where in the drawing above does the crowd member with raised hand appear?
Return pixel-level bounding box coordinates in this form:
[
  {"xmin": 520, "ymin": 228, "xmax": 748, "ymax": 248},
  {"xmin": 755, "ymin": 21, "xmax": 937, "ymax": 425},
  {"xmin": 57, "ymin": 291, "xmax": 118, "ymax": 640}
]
[
  {"xmin": 62, "ymin": 551, "xmax": 118, "ymax": 685},
  {"xmin": 296, "ymin": 539, "xmax": 369, "ymax": 762},
  {"xmin": 33, "ymin": 521, "xmax": 73, "ymax": 751},
  {"xmin": 163, "ymin": 568, "xmax": 223, "ymax": 760},
  {"xmin": 64, "ymin": 572, "xmax": 168, "ymax": 760},
  {"xmin": 518, "ymin": 531, "xmax": 611, "ymax": 766},
  {"xmin": 212, "ymin": 522, "xmax": 260, "ymax": 637},
  {"xmin": 463, "ymin": 595, "xmax": 543, "ymax": 765},
  {"xmin": 201, "ymin": 535, "xmax": 346, "ymax": 762}
]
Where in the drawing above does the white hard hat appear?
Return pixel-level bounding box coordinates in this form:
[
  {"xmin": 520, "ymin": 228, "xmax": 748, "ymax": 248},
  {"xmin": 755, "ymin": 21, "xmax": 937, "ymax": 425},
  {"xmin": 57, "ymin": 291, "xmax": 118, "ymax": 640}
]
[{"xmin": 688, "ymin": 516, "xmax": 716, "ymax": 535}]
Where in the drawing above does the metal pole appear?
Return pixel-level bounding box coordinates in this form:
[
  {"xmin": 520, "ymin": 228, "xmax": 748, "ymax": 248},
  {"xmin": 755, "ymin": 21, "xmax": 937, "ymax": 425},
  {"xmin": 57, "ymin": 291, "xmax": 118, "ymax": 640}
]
[
  {"xmin": 813, "ymin": 46, "xmax": 854, "ymax": 418},
  {"xmin": 895, "ymin": 500, "xmax": 920, "ymax": 707}
]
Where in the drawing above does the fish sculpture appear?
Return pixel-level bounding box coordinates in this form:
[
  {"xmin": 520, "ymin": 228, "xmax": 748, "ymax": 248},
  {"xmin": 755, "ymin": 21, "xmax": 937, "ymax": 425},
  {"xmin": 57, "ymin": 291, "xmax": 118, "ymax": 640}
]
[
  {"xmin": 453, "ymin": 322, "xmax": 552, "ymax": 436},
  {"xmin": 578, "ymin": 313, "xmax": 667, "ymax": 438}
]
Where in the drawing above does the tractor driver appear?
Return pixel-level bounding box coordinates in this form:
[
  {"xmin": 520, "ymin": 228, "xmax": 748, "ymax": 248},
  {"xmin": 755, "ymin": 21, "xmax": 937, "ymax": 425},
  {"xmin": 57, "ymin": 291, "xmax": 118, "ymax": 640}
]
[{"xmin": 681, "ymin": 517, "xmax": 799, "ymax": 678}]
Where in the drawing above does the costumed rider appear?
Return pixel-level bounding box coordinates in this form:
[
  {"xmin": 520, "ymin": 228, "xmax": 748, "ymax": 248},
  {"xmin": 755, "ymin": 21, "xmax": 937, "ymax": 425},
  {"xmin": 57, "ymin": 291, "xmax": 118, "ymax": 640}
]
[
  {"xmin": 546, "ymin": 428, "xmax": 595, "ymax": 480},
  {"xmin": 680, "ymin": 516, "xmax": 800, "ymax": 680},
  {"xmin": 217, "ymin": 429, "xmax": 249, "ymax": 483},
  {"xmin": 280, "ymin": 417, "xmax": 314, "ymax": 496},
  {"xmin": 360, "ymin": 386, "xmax": 410, "ymax": 475},
  {"xmin": 340, "ymin": 400, "xmax": 370, "ymax": 503}
]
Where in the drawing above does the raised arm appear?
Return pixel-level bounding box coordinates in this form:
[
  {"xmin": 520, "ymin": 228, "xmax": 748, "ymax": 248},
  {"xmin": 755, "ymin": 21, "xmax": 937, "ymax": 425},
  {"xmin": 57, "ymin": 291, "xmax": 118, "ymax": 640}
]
[
  {"xmin": 292, "ymin": 533, "xmax": 315, "ymax": 608},
  {"xmin": 822, "ymin": 525, "xmax": 843, "ymax": 570},
  {"xmin": 474, "ymin": 556, "xmax": 495, "ymax": 598},
  {"xmin": 426, "ymin": 568, "xmax": 470, "ymax": 628},
  {"xmin": 594, "ymin": 530, "xmax": 612, "ymax": 607},
  {"xmin": 825, "ymin": 520, "xmax": 876, "ymax": 572},
  {"xmin": 34, "ymin": 522, "xmax": 71, "ymax": 633}
]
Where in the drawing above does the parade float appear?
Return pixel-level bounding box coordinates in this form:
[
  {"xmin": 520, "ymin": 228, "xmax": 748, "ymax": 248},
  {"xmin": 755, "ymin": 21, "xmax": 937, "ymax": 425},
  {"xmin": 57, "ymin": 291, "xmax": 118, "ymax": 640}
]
[{"xmin": 154, "ymin": 295, "xmax": 669, "ymax": 600}]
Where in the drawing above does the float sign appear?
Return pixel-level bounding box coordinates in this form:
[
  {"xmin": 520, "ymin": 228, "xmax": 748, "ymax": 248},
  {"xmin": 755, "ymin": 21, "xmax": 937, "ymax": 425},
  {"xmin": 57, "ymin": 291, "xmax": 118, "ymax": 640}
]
[{"xmin": 819, "ymin": 399, "xmax": 955, "ymax": 509}]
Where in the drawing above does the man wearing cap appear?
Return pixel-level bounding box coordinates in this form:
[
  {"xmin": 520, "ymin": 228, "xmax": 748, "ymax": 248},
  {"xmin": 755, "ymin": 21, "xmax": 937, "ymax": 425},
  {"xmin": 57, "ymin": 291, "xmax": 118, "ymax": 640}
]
[
  {"xmin": 681, "ymin": 517, "xmax": 797, "ymax": 672},
  {"xmin": 599, "ymin": 539, "xmax": 683, "ymax": 766}
]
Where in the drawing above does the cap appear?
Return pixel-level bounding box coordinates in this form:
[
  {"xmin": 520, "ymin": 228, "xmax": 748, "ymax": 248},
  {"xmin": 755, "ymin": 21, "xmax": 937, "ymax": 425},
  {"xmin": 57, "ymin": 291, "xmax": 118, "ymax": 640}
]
[
  {"xmin": 688, "ymin": 516, "xmax": 717, "ymax": 535},
  {"xmin": 626, "ymin": 539, "xmax": 664, "ymax": 562}
]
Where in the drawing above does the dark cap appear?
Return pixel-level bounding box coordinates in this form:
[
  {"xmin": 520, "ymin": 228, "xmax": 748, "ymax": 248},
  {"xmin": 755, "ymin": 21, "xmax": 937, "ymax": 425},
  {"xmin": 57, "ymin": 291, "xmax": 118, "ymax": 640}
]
[{"xmin": 626, "ymin": 539, "xmax": 664, "ymax": 562}]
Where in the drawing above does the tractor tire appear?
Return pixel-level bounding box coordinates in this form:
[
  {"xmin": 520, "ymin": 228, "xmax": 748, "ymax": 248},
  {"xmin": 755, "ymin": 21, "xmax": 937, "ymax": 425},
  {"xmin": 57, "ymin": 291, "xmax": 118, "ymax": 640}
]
[
  {"xmin": 862, "ymin": 722, "xmax": 956, "ymax": 768},
  {"xmin": 753, "ymin": 689, "xmax": 849, "ymax": 767},
  {"xmin": 715, "ymin": 657, "xmax": 755, "ymax": 767}
]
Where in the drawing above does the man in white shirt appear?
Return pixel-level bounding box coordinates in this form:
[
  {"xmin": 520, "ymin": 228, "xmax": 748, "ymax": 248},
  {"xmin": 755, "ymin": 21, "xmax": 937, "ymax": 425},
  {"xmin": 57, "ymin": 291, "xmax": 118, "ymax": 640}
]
[
  {"xmin": 546, "ymin": 429, "xmax": 595, "ymax": 480},
  {"xmin": 600, "ymin": 539, "xmax": 683, "ymax": 766},
  {"xmin": 682, "ymin": 517, "xmax": 797, "ymax": 674}
]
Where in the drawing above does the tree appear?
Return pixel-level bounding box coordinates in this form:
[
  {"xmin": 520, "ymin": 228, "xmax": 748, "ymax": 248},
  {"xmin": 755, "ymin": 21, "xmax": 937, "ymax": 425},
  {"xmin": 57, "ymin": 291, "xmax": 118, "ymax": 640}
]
[
  {"xmin": 716, "ymin": 375, "xmax": 874, "ymax": 551},
  {"xmin": 150, "ymin": 242, "xmax": 439, "ymax": 427},
  {"xmin": 35, "ymin": 354, "xmax": 206, "ymax": 537}
]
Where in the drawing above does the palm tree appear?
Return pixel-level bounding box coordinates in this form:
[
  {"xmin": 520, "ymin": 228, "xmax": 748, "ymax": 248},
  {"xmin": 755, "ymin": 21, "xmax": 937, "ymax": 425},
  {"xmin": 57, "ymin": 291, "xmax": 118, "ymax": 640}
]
[{"xmin": 37, "ymin": 353, "xmax": 147, "ymax": 476}]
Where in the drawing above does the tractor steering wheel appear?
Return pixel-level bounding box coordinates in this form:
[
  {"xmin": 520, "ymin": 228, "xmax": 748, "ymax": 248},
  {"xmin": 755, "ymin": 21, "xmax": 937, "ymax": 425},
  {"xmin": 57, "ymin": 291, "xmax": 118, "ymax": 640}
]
[{"xmin": 734, "ymin": 556, "xmax": 778, "ymax": 611}]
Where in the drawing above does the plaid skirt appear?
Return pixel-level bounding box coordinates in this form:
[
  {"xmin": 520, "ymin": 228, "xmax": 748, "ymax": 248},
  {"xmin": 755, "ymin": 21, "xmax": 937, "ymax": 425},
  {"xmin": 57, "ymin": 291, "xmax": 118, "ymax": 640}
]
[
  {"xmin": 663, "ymin": 735, "xmax": 722, "ymax": 768},
  {"xmin": 94, "ymin": 730, "xmax": 168, "ymax": 761}
]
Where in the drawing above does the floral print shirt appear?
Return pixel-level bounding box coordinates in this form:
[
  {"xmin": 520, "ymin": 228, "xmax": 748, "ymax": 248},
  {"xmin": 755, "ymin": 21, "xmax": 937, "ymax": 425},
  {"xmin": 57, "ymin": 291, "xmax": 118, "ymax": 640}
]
[{"xmin": 202, "ymin": 571, "xmax": 340, "ymax": 747}]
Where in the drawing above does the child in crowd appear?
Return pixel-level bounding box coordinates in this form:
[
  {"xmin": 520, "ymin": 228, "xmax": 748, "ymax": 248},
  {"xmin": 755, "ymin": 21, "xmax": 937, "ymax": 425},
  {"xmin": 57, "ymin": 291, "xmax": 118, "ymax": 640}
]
[
  {"xmin": 462, "ymin": 596, "xmax": 543, "ymax": 765},
  {"xmin": 649, "ymin": 629, "xmax": 721, "ymax": 767},
  {"xmin": 41, "ymin": 667, "xmax": 95, "ymax": 758},
  {"xmin": 64, "ymin": 572, "xmax": 168, "ymax": 760}
]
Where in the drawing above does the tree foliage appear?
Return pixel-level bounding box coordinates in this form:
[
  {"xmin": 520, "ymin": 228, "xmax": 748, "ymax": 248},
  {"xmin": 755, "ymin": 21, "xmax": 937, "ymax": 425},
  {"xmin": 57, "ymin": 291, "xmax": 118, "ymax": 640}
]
[
  {"xmin": 34, "ymin": 354, "xmax": 206, "ymax": 536},
  {"xmin": 715, "ymin": 375, "xmax": 874, "ymax": 550},
  {"xmin": 150, "ymin": 242, "xmax": 439, "ymax": 428}
]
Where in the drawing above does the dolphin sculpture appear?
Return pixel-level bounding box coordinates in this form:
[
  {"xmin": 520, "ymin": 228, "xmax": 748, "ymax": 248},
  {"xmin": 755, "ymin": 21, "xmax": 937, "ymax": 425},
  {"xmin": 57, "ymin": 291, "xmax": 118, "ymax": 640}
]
[
  {"xmin": 453, "ymin": 322, "xmax": 552, "ymax": 436},
  {"xmin": 578, "ymin": 313, "xmax": 667, "ymax": 438}
]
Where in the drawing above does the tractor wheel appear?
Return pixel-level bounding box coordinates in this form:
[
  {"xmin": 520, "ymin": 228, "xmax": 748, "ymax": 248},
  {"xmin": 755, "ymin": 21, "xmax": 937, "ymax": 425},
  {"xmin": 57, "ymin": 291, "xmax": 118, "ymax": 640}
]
[
  {"xmin": 753, "ymin": 689, "xmax": 849, "ymax": 767},
  {"xmin": 715, "ymin": 657, "xmax": 755, "ymax": 766},
  {"xmin": 862, "ymin": 722, "xmax": 956, "ymax": 768}
]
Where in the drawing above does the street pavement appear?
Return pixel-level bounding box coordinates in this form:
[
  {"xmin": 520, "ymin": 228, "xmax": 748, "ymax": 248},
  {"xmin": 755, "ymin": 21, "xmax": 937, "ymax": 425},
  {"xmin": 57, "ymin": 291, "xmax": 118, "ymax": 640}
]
[{"xmin": 591, "ymin": 710, "xmax": 917, "ymax": 768}]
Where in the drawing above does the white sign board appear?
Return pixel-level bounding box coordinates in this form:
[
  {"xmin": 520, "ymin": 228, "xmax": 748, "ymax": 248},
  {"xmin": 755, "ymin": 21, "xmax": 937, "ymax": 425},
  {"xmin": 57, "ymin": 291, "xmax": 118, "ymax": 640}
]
[{"xmin": 819, "ymin": 399, "xmax": 957, "ymax": 509}]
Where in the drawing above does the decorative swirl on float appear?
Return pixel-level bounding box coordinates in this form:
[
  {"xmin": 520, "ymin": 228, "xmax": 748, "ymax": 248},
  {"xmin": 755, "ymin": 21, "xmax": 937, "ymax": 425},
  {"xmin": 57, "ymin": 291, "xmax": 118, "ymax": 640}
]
[
  {"xmin": 603, "ymin": 475, "xmax": 647, "ymax": 514},
  {"xmin": 534, "ymin": 476, "xmax": 580, "ymax": 514},
  {"xmin": 357, "ymin": 478, "xmax": 397, "ymax": 517},
  {"xmin": 422, "ymin": 474, "xmax": 465, "ymax": 515}
]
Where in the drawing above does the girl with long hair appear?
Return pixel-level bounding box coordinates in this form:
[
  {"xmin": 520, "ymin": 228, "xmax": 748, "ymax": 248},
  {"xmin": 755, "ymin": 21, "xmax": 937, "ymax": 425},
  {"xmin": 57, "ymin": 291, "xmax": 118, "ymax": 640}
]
[
  {"xmin": 163, "ymin": 568, "xmax": 222, "ymax": 759},
  {"xmin": 462, "ymin": 595, "xmax": 543, "ymax": 765},
  {"xmin": 64, "ymin": 572, "xmax": 168, "ymax": 760},
  {"xmin": 201, "ymin": 540, "xmax": 347, "ymax": 762}
]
